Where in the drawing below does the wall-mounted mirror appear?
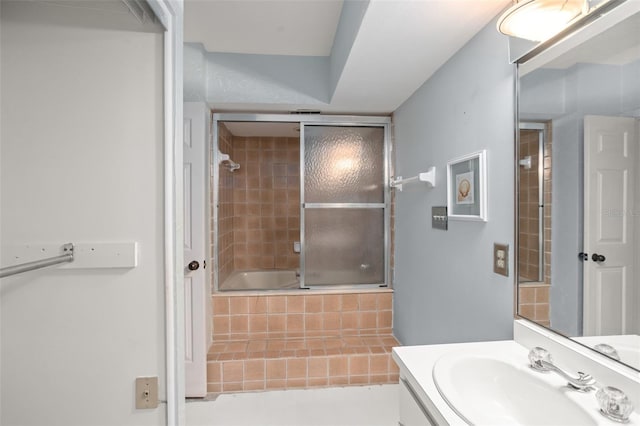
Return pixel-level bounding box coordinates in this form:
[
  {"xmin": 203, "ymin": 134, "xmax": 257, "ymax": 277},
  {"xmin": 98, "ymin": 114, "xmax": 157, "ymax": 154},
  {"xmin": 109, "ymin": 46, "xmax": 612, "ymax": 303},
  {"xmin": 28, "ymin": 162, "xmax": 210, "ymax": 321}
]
[{"xmin": 516, "ymin": 1, "xmax": 640, "ymax": 371}]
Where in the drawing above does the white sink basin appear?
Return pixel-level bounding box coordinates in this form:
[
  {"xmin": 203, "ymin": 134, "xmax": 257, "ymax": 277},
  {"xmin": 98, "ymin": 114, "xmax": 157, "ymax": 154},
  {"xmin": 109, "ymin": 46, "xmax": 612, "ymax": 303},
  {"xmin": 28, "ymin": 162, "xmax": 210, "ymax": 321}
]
[{"xmin": 433, "ymin": 353, "xmax": 598, "ymax": 425}]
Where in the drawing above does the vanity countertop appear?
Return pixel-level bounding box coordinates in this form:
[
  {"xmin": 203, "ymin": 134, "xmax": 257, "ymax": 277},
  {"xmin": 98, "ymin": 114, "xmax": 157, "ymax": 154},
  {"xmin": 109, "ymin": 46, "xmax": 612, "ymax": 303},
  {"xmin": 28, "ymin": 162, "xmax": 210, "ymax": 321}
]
[
  {"xmin": 392, "ymin": 339, "xmax": 639, "ymax": 425},
  {"xmin": 393, "ymin": 340, "xmax": 521, "ymax": 425}
]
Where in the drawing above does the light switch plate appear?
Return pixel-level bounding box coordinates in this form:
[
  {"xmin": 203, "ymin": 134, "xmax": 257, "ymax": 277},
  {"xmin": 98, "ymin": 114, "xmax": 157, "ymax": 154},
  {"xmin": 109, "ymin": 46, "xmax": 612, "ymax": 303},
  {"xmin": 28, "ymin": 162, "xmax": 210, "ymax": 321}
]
[
  {"xmin": 432, "ymin": 206, "xmax": 448, "ymax": 230},
  {"xmin": 494, "ymin": 243, "xmax": 509, "ymax": 277},
  {"xmin": 135, "ymin": 377, "xmax": 158, "ymax": 409}
]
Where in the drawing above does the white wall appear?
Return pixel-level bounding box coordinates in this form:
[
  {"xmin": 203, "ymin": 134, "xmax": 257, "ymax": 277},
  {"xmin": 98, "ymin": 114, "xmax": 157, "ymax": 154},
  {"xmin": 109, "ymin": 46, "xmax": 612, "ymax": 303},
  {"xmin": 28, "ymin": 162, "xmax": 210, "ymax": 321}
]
[
  {"xmin": 1, "ymin": 2, "xmax": 166, "ymax": 425},
  {"xmin": 392, "ymin": 18, "xmax": 515, "ymax": 345}
]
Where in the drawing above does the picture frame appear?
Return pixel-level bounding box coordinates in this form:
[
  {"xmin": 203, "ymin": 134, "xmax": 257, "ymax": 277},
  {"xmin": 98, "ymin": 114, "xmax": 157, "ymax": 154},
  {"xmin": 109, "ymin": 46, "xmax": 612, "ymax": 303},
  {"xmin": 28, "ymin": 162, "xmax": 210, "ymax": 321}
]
[{"xmin": 447, "ymin": 150, "xmax": 487, "ymax": 221}]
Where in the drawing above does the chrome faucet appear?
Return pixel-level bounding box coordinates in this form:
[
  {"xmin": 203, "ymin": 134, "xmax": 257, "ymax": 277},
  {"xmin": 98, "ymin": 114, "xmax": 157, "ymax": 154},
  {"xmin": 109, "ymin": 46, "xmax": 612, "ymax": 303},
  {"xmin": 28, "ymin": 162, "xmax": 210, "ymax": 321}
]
[{"xmin": 528, "ymin": 347, "xmax": 596, "ymax": 391}]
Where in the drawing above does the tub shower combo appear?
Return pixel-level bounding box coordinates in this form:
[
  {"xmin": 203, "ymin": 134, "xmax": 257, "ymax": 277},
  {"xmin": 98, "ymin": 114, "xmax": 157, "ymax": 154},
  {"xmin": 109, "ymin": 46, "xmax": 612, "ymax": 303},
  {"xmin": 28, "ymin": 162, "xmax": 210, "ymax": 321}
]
[
  {"xmin": 206, "ymin": 114, "xmax": 399, "ymax": 394},
  {"xmin": 212, "ymin": 114, "xmax": 391, "ymax": 293}
]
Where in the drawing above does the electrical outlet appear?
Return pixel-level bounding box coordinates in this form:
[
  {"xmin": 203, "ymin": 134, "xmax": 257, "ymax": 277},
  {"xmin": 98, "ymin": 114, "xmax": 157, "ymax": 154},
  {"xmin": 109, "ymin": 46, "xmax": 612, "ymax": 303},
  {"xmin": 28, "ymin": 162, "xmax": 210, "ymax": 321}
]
[
  {"xmin": 135, "ymin": 377, "xmax": 158, "ymax": 409},
  {"xmin": 494, "ymin": 243, "xmax": 509, "ymax": 277}
]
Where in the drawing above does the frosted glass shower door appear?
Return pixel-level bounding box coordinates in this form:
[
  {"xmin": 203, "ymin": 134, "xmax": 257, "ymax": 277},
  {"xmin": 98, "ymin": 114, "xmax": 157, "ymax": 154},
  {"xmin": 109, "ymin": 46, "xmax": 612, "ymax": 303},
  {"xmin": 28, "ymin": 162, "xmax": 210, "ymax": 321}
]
[{"xmin": 301, "ymin": 125, "xmax": 387, "ymax": 287}]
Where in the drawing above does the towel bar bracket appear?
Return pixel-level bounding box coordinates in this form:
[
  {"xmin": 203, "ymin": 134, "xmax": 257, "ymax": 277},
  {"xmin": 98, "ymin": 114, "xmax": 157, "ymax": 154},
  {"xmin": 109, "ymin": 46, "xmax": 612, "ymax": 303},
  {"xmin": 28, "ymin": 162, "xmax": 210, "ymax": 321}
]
[{"xmin": 0, "ymin": 243, "xmax": 74, "ymax": 278}]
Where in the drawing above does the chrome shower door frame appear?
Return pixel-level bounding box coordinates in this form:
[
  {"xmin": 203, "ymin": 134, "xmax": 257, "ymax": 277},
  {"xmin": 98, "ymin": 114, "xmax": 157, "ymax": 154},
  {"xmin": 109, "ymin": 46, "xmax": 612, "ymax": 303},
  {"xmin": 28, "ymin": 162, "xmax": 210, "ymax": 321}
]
[{"xmin": 211, "ymin": 113, "xmax": 392, "ymax": 292}]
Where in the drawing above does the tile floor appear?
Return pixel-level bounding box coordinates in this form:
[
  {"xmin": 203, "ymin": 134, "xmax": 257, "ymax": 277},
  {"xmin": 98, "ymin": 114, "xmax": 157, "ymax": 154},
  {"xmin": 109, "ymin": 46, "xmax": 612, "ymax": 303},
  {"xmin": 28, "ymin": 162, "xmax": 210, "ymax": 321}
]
[{"xmin": 186, "ymin": 384, "xmax": 399, "ymax": 426}]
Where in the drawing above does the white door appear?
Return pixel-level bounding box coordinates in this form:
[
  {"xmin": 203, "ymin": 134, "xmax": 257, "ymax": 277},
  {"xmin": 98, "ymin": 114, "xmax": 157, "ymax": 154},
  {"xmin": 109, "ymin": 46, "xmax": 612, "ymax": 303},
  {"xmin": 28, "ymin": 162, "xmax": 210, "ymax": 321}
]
[
  {"xmin": 583, "ymin": 115, "xmax": 637, "ymax": 336},
  {"xmin": 183, "ymin": 102, "xmax": 210, "ymax": 397}
]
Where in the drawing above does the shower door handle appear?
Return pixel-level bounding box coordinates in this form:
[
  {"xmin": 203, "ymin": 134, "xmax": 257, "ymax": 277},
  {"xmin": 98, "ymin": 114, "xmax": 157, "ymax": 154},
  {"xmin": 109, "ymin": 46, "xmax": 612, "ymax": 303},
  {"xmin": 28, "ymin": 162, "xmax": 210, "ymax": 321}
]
[{"xmin": 188, "ymin": 260, "xmax": 200, "ymax": 271}]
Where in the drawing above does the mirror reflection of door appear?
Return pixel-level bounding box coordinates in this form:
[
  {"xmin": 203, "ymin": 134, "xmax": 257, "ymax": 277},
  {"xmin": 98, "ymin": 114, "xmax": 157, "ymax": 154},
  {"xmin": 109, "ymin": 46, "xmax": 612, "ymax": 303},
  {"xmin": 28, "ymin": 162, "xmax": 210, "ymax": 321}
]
[
  {"xmin": 583, "ymin": 115, "xmax": 638, "ymax": 336},
  {"xmin": 518, "ymin": 123, "xmax": 552, "ymax": 327}
]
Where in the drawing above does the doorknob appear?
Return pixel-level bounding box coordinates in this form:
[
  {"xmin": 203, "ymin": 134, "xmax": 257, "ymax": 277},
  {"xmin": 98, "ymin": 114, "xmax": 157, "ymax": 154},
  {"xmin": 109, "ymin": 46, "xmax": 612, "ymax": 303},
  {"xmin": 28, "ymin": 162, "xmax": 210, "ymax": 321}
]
[
  {"xmin": 188, "ymin": 260, "xmax": 200, "ymax": 271},
  {"xmin": 592, "ymin": 253, "xmax": 606, "ymax": 262}
]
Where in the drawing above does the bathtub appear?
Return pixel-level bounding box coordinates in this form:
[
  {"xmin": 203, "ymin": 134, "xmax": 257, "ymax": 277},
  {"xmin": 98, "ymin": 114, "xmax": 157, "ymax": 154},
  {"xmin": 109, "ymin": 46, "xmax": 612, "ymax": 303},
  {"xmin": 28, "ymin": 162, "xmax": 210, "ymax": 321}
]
[{"xmin": 219, "ymin": 270, "xmax": 299, "ymax": 291}]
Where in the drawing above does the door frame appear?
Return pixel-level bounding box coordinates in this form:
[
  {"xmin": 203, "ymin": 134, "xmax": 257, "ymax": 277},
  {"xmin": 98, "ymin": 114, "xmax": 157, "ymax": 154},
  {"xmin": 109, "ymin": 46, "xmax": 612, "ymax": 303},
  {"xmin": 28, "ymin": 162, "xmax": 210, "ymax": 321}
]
[
  {"xmin": 211, "ymin": 113, "xmax": 392, "ymax": 292},
  {"xmin": 146, "ymin": 1, "xmax": 184, "ymax": 425}
]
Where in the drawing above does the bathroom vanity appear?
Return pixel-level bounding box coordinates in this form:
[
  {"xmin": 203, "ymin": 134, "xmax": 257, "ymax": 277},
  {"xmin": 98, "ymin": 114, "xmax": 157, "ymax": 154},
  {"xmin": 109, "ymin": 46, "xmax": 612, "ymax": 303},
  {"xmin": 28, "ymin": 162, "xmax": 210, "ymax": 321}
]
[{"xmin": 393, "ymin": 320, "xmax": 640, "ymax": 425}]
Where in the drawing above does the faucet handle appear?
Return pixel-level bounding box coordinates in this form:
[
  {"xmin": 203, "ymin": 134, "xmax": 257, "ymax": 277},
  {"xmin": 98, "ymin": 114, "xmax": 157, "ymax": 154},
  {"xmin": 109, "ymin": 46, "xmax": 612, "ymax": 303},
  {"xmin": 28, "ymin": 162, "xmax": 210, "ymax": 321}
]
[
  {"xmin": 596, "ymin": 386, "xmax": 634, "ymax": 423},
  {"xmin": 593, "ymin": 343, "xmax": 621, "ymax": 361},
  {"xmin": 528, "ymin": 347, "xmax": 552, "ymax": 371}
]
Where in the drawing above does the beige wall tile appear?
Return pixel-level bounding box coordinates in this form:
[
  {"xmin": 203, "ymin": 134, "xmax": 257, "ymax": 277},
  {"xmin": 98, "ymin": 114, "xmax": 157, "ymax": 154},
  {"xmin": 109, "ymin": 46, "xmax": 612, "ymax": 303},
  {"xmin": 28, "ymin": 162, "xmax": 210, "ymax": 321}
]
[
  {"xmin": 359, "ymin": 312, "xmax": 377, "ymax": 330},
  {"xmin": 222, "ymin": 382, "xmax": 243, "ymax": 392},
  {"xmin": 308, "ymin": 358, "xmax": 328, "ymax": 378},
  {"xmin": 244, "ymin": 380, "xmax": 265, "ymax": 391},
  {"xmin": 377, "ymin": 293, "xmax": 392, "ymax": 310},
  {"xmin": 266, "ymin": 359, "xmax": 286, "ymax": 380},
  {"xmin": 308, "ymin": 377, "xmax": 329, "ymax": 387},
  {"xmin": 349, "ymin": 355, "xmax": 369, "ymax": 376},
  {"xmin": 329, "ymin": 376, "xmax": 349, "ymax": 386},
  {"xmin": 265, "ymin": 379, "xmax": 287, "ymax": 390},
  {"xmin": 286, "ymin": 314, "xmax": 304, "ymax": 333},
  {"xmin": 370, "ymin": 354, "xmax": 389, "ymax": 374},
  {"xmin": 341, "ymin": 312, "xmax": 358, "ymax": 330},
  {"xmin": 222, "ymin": 361, "xmax": 244, "ymax": 382},
  {"xmin": 323, "ymin": 312, "xmax": 341, "ymax": 331},
  {"xmin": 305, "ymin": 295, "xmax": 323, "ymax": 313},
  {"xmin": 248, "ymin": 296, "xmax": 268, "ymax": 314},
  {"xmin": 207, "ymin": 383, "xmax": 222, "ymax": 393},
  {"xmin": 268, "ymin": 296, "xmax": 286, "ymax": 313},
  {"xmin": 287, "ymin": 358, "xmax": 307, "ymax": 379},
  {"xmin": 230, "ymin": 297, "xmax": 249, "ymax": 314},
  {"xmin": 359, "ymin": 294, "xmax": 377, "ymax": 310},
  {"xmin": 323, "ymin": 295, "xmax": 341, "ymax": 312},
  {"xmin": 341, "ymin": 294, "xmax": 359, "ymax": 311},
  {"xmin": 286, "ymin": 378, "xmax": 307, "ymax": 388},
  {"xmin": 230, "ymin": 315, "xmax": 249, "ymax": 334},
  {"xmin": 377, "ymin": 311, "xmax": 392, "ymax": 330},
  {"xmin": 329, "ymin": 356, "xmax": 348, "ymax": 377},
  {"xmin": 305, "ymin": 314, "xmax": 323, "ymax": 331},
  {"xmin": 244, "ymin": 359, "xmax": 265, "ymax": 381},
  {"xmin": 213, "ymin": 316, "xmax": 230, "ymax": 336},
  {"xmin": 268, "ymin": 315, "xmax": 286, "ymax": 333},
  {"xmin": 286, "ymin": 296, "xmax": 304, "ymax": 313},
  {"xmin": 249, "ymin": 314, "xmax": 268, "ymax": 333},
  {"xmin": 207, "ymin": 361, "xmax": 221, "ymax": 383},
  {"xmin": 212, "ymin": 297, "xmax": 229, "ymax": 315},
  {"xmin": 349, "ymin": 375, "xmax": 370, "ymax": 385}
]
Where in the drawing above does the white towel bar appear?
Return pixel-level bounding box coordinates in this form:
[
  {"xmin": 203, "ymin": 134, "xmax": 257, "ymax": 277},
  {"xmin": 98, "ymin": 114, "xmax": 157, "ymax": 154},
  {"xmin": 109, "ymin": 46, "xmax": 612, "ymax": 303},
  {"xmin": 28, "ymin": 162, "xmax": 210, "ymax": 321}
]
[{"xmin": 390, "ymin": 166, "xmax": 436, "ymax": 191}]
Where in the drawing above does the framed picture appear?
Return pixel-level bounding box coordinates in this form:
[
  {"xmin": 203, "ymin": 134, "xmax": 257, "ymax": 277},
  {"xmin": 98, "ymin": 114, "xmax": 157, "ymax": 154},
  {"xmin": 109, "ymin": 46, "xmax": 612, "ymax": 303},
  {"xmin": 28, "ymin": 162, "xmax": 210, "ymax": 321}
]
[{"xmin": 447, "ymin": 150, "xmax": 487, "ymax": 221}]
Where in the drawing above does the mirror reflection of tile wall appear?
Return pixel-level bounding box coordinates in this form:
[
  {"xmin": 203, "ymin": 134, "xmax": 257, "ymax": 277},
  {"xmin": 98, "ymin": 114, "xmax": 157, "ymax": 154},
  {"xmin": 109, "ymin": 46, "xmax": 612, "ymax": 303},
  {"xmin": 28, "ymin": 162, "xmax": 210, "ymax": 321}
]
[
  {"xmin": 518, "ymin": 124, "xmax": 552, "ymax": 326},
  {"xmin": 217, "ymin": 123, "xmax": 235, "ymax": 285}
]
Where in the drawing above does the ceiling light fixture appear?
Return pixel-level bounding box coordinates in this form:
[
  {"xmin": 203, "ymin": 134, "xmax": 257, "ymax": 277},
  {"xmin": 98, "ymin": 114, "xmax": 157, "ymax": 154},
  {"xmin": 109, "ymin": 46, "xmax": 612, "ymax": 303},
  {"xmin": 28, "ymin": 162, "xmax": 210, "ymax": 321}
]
[{"xmin": 497, "ymin": 0, "xmax": 587, "ymax": 41}]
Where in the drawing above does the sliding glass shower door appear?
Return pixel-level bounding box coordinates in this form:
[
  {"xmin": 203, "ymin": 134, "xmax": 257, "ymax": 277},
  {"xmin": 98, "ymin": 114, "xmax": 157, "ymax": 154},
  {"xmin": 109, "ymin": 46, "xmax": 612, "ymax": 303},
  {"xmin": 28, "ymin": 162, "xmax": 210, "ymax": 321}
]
[{"xmin": 301, "ymin": 125, "xmax": 387, "ymax": 288}]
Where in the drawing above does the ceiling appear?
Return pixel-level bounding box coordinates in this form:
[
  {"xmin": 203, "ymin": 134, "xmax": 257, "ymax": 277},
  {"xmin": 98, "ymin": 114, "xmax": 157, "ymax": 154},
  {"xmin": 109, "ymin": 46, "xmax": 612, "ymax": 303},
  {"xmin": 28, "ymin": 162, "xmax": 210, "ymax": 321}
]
[
  {"xmin": 185, "ymin": 0, "xmax": 344, "ymax": 56},
  {"xmin": 184, "ymin": 0, "xmax": 511, "ymax": 114}
]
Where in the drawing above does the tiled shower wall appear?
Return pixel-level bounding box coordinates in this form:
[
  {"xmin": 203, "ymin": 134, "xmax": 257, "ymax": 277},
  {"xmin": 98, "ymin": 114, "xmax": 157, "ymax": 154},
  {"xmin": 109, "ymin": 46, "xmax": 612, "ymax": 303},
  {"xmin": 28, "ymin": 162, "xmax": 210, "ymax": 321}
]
[
  {"xmin": 215, "ymin": 126, "xmax": 301, "ymax": 286},
  {"xmin": 231, "ymin": 136, "xmax": 300, "ymax": 271},
  {"xmin": 218, "ymin": 123, "xmax": 235, "ymax": 284}
]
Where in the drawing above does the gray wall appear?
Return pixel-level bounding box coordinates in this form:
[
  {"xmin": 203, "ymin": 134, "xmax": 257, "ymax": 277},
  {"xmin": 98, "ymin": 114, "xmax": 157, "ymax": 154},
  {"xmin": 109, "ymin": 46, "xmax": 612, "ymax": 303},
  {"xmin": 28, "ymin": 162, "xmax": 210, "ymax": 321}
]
[
  {"xmin": 392, "ymin": 19, "xmax": 515, "ymax": 345},
  {"xmin": 184, "ymin": 43, "xmax": 330, "ymax": 106},
  {"xmin": 520, "ymin": 59, "xmax": 640, "ymax": 335},
  {"xmin": 1, "ymin": 2, "xmax": 166, "ymax": 424}
]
